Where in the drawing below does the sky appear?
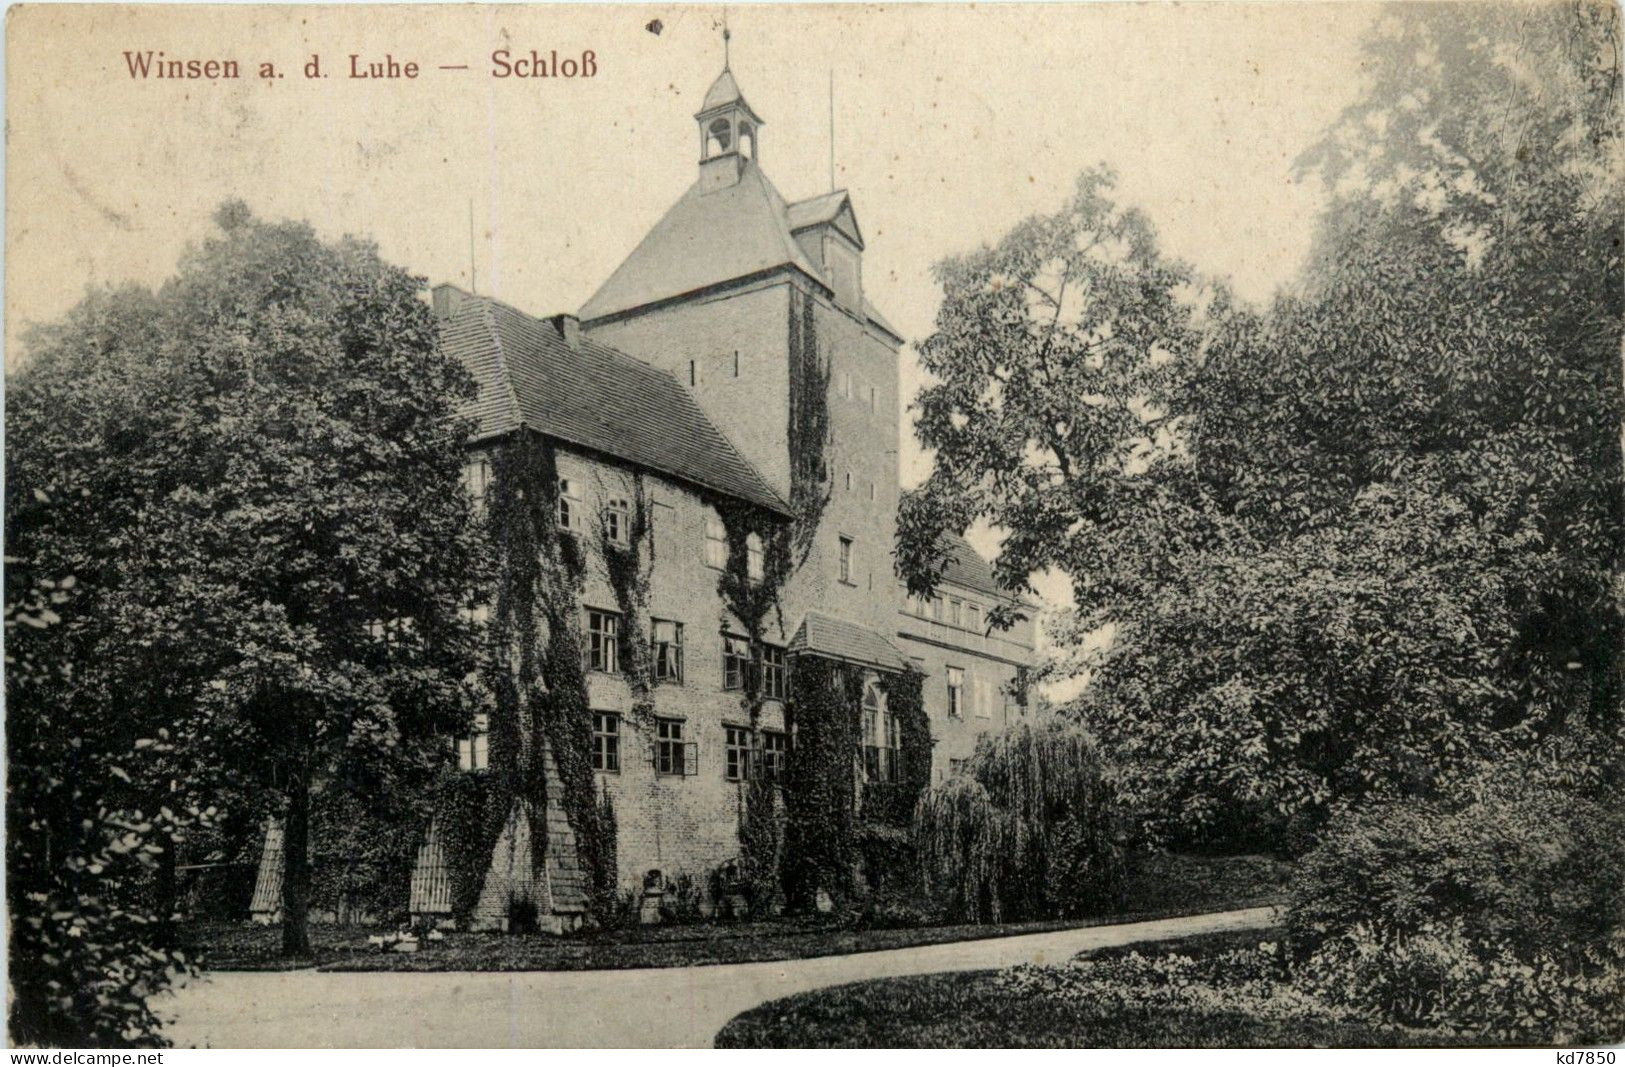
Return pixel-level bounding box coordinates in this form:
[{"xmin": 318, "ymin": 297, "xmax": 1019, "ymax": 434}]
[{"xmin": 6, "ymin": 2, "xmax": 1379, "ymax": 645}]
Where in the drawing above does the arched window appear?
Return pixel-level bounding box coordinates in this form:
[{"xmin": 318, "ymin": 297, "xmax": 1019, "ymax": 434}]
[
  {"xmin": 707, "ymin": 117, "xmax": 733, "ymax": 157},
  {"xmin": 862, "ymin": 681, "xmax": 898, "ymax": 783},
  {"xmin": 746, "ymin": 532, "xmax": 765, "ymax": 584}
]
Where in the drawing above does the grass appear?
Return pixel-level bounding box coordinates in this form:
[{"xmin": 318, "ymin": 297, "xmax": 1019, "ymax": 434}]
[
  {"xmin": 181, "ymin": 851, "xmax": 1292, "ymax": 974},
  {"xmin": 714, "ymin": 930, "xmax": 1438, "ymax": 1048}
]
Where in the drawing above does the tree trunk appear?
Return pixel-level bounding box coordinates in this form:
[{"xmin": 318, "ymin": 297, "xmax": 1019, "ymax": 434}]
[
  {"xmin": 279, "ymin": 776, "xmax": 313, "ymax": 957},
  {"xmin": 153, "ymin": 834, "xmax": 179, "ymax": 948}
]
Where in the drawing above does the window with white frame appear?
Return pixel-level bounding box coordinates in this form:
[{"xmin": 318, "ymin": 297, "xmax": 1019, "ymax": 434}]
[
  {"xmin": 704, "ymin": 514, "xmax": 727, "ymax": 569},
  {"xmin": 761, "ymin": 643, "xmax": 787, "ymax": 700},
  {"xmin": 557, "ymin": 477, "xmax": 581, "ymax": 531},
  {"xmin": 654, "ymin": 718, "xmax": 690, "ymax": 776},
  {"xmin": 950, "ymin": 598, "xmax": 963, "ymax": 627},
  {"xmin": 604, "ymin": 497, "xmax": 630, "ymax": 545},
  {"xmin": 724, "ymin": 725, "xmax": 752, "ymax": 782},
  {"xmin": 722, "ymin": 634, "xmax": 751, "ymax": 691},
  {"xmin": 761, "ymin": 729, "xmax": 788, "ymax": 783},
  {"xmin": 593, "ymin": 712, "xmax": 620, "ymax": 773},
  {"xmin": 652, "ymin": 619, "xmax": 683, "ymax": 684},
  {"xmin": 947, "ymin": 666, "xmax": 965, "ymax": 718},
  {"xmin": 457, "ymin": 713, "xmax": 490, "ymax": 772},
  {"xmin": 584, "ymin": 609, "xmax": 619, "ymax": 673}
]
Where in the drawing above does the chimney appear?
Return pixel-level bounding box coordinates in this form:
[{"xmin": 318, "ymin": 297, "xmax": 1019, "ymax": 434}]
[
  {"xmin": 432, "ymin": 283, "xmax": 472, "ymax": 319},
  {"xmin": 551, "ymin": 313, "xmax": 581, "ymax": 347}
]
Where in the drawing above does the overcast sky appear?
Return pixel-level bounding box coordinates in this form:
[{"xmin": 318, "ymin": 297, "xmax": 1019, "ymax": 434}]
[{"xmin": 6, "ymin": 2, "xmax": 1378, "ymax": 634}]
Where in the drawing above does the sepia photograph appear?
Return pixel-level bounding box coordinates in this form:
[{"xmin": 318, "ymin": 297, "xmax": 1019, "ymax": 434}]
[{"xmin": 3, "ymin": 0, "xmax": 1622, "ymax": 1051}]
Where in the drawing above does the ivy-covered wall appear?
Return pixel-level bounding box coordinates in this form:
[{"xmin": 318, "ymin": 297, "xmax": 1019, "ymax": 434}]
[{"xmin": 781, "ymin": 654, "xmax": 866, "ymax": 910}]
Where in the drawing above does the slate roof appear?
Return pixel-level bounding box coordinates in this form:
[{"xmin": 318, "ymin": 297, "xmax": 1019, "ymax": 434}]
[
  {"xmin": 438, "ymin": 290, "xmax": 788, "ymax": 515},
  {"xmin": 579, "ymin": 160, "xmax": 825, "ymax": 324},
  {"xmin": 789, "ymin": 611, "xmax": 911, "ymax": 673},
  {"xmin": 937, "ymin": 532, "xmax": 1010, "ymax": 599}
]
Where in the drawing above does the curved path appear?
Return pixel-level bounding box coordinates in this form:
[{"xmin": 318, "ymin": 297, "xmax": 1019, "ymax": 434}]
[{"xmin": 164, "ymin": 905, "xmax": 1277, "ymax": 1048}]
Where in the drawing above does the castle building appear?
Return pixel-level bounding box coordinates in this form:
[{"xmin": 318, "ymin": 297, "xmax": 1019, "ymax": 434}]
[{"xmin": 251, "ymin": 58, "xmax": 1035, "ymax": 930}]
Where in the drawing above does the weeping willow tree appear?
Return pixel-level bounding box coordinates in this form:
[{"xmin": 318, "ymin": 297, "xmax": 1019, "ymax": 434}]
[{"xmin": 913, "ymin": 718, "xmax": 1123, "ymax": 922}]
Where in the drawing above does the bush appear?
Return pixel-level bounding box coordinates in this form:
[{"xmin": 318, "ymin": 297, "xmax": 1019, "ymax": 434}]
[
  {"xmin": 913, "ymin": 719, "xmax": 1123, "ymax": 923},
  {"xmin": 1287, "ymin": 778, "xmax": 1624, "ymax": 965},
  {"xmin": 1286, "ymin": 778, "xmax": 1625, "ymax": 1042}
]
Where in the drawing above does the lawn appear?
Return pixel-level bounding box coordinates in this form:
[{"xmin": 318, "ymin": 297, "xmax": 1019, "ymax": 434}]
[
  {"xmin": 713, "ymin": 930, "xmax": 1439, "ymax": 1048},
  {"xmin": 181, "ymin": 851, "xmax": 1291, "ymax": 973}
]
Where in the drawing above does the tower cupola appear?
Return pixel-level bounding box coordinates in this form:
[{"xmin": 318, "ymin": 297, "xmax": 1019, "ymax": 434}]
[{"xmin": 695, "ymin": 43, "xmax": 763, "ymax": 190}]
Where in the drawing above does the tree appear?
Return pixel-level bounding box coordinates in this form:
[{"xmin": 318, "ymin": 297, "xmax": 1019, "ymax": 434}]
[
  {"xmin": 902, "ymin": 4, "xmax": 1624, "ymax": 846},
  {"xmin": 6, "ymin": 202, "xmax": 480, "ymax": 976}
]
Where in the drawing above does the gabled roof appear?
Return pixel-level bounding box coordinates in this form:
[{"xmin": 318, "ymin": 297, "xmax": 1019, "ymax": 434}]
[
  {"xmin": 790, "ymin": 611, "xmax": 911, "ymax": 673},
  {"xmin": 579, "ymin": 159, "xmax": 826, "ymax": 324},
  {"xmin": 787, "ymin": 189, "xmax": 864, "ymax": 250},
  {"xmin": 938, "ymin": 532, "xmax": 1011, "ymax": 599},
  {"xmin": 438, "ymin": 290, "xmax": 788, "ymax": 515}
]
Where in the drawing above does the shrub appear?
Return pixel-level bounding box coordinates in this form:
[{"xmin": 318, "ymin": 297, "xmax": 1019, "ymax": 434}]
[
  {"xmin": 1287, "ymin": 778, "xmax": 1625, "ymax": 965},
  {"xmin": 1287, "ymin": 778, "xmax": 1625, "ymax": 1042},
  {"xmin": 913, "ymin": 719, "xmax": 1123, "ymax": 923}
]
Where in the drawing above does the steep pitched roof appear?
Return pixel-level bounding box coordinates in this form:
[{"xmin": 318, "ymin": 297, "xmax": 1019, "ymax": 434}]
[
  {"xmin": 937, "ymin": 532, "xmax": 1010, "ymax": 599},
  {"xmin": 579, "ymin": 160, "xmax": 825, "ymax": 324},
  {"xmin": 789, "ymin": 611, "xmax": 911, "ymax": 673},
  {"xmin": 697, "ymin": 69, "xmax": 761, "ymax": 122},
  {"xmin": 438, "ymin": 291, "xmax": 788, "ymax": 515}
]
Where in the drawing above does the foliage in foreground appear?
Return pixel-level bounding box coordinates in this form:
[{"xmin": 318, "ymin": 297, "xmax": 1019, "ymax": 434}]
[
  {"xmin": 6, "ymin": 203, "xmax": 480, "ymax": 1041},
  {"xmin": 1286, "ymin": 778, "xmax": 1625, "ymax": 1042},
  {"xmin": 913, "ymin": 719, "xmax": 1123, "ymax": 923}
]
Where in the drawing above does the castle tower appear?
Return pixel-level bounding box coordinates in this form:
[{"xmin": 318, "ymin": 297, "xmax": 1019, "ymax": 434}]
[{"xmin": 580, "ymin": 54, "xmax": 905, "ymax": 645}]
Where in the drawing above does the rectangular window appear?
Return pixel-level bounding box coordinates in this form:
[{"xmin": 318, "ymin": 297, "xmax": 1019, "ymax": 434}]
[
  {"xmin": 604, "ymin": 497, "xmax": 630, "ymax": 545},
  {"xmin": 462, "ymin": 456, "xmax": 491, "ymax": 511},
  {"xmin": 558, "ymin": 477, "xmax": 580, "ymax": 531},
  {"xmin": 593, "ymin": 712, "xmax": 620, "ymax": 773},
  {"xmin": 868, "ymin": 385, "xmax": 877, "ymax": 412},
  {"xmin": 839, "ymin": 537, "xmax": 853, "ymax": 584},
  {"xmin": 457, "ymin": 713, "xmax": 490, "ymax": 772},
  {"xmin": 947, "ymin": 666, "xmax": 965, "ymax": 719},
  {"xmin": 724, "ymin": 725, "xmax": 751, "ymax": 782},
  {"xmin": 974, "ymin": 673, "xmax": 992, "ymax": 719},
  {"xmin": 704, "ymin": 513, "xmax": 727, "ymax": 569},
  {"xmin": 869, "ymin": 481, "xmax": 876, "ymax": 501},
  {"xmin": 746, "ymin": 534, "xmax": 765, "ymax": 584},
  {"xmin": 761, "ymin": 729, "xmax": 788, "ymax": 784},
  {"xmin": 761, "ymin": 643, "xmax": 787, "ymax": 700},
  {"xmin": 840, "ymin": 370, "xmax": 853, "ymax": 400},
  {"xmin": 723, "ymin": 634, "xmax": 751, "ymax": 691},
  {"xmin": 688, "ymin": 359, "xmax": 699, "ymax": 387},
  {"xmin": 949, "ymin": 758, "xmax": 966, "ymax": 777},
  {"xmin": 932, "ymin": 595, "xmax": 945, "ymax": 622},
  {"xmin": 655, "ymin": 718, "xmax": 688, "ymax": 776},
  {"xmin": 585, "ymin": 609, "xmax": 620, "ymax": 673},
  {"xmin": 844, "ymin": 470, "xmax": 852, "ymax": 492},
  {"xmin": 950, "ymin": 598, "xmax": 963, "ymax": 627},
  {"xmin": 967, "ymin": 603, "xmax": 982, "ymax": 633},
  {"xmin": 652, "ymin": 619, "xmax": 684, "ymax": 684},
  {"xmin": 732, "ymin": 350, "xmax": 740, "ymax": 378}
]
